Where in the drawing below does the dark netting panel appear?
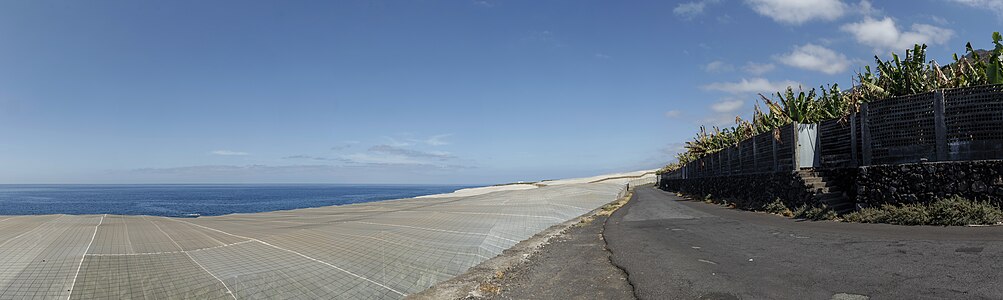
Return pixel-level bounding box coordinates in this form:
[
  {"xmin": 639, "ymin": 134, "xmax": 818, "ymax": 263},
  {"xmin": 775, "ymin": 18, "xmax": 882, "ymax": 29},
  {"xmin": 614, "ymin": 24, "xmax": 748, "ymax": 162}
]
[
  {"xmin": 690, "ymin": 157, "xmax": 705, "ymax": 178},
  {"xmin": 754, "ymin": 133, "xmax": 774, "ymax": 172},
  {"xmin": 739, "ymin": 138, "xmax": 756, "ymax": 173},
  {"xmin": 776, "ymin": 124, "xmax": 795, "ymax": 170},
  {"xmin": 853, "ymin": 113, "xmax": 863, "ymax": 166},
  {"xmin": 703, "ymin": 154, "xmax": 714, "ymax": 177},
  {"xmin": 867, "ymin": 92, "xmax": 936, "ymax": 164},
  {"xmin": 694, "ymin": 157, "xmax": 710, "ymax": 178},
  {"xmin": 714, "ymin": 152, "xmax": 724, "ymax": 176},
  {"xmin": 729, "ymin": 147, "xmax": 741, "ymax": 175},
  {"xmin": 819, "ymin": 118, "xmax": 854, "ymax": 168},
  {"xmin": 944, "ymin": 84, "xmax": 1003, "ymax": 160}
]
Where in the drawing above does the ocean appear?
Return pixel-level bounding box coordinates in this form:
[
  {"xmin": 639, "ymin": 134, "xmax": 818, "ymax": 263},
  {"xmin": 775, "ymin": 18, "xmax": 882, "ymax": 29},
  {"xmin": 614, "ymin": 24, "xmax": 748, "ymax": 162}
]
[{"xmin": 0, "ymin": 184, "xmax": 472, "ymax": 216}]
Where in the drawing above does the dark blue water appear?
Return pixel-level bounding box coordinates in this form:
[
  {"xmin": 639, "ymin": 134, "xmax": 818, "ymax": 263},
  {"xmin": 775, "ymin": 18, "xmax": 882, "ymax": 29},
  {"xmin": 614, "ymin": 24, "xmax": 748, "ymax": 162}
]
[{"xmin": 0, "ymin": 184, "xmax": 472, "ymax": 216}]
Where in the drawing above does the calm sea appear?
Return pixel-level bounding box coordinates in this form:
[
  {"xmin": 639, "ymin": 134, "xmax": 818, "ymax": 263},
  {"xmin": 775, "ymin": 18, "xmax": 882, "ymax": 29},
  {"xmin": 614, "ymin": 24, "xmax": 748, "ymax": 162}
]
[{"xmin": 0, "ymin": 184, "xmax": 472, "ymax": 216}]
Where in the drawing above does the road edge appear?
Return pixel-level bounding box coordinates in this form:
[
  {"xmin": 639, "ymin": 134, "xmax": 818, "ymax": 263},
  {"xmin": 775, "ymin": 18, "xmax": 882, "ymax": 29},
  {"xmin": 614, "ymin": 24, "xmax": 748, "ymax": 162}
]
[{"xmin": 407, "ymin": 190, "xmax": 635, "ymax": 299}]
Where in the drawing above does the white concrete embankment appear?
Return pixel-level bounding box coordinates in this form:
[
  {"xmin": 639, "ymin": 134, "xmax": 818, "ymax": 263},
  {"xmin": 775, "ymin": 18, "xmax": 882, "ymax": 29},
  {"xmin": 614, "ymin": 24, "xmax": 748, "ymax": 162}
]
[{"xmin": 0, "ymin": 170, "xmax": 655, "ymax": 299}]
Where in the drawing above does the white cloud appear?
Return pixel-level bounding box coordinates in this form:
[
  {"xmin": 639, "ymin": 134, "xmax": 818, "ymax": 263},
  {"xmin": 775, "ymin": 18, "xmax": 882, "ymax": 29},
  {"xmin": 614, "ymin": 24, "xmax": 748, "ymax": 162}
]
[
  {"xmin": 473, "ymin": 0, "xmax": 495, "ymax": 7},
  {"xmin": 662, "ymin": 142, "xmax": 687, "ymax": 155},
  {"xmin": 841, "ymin": 17, "xmax": 954, "ymax": 53},
  {"xmin": 717, "ymin": 14, "xmax": 733, "ymax": 23},
  {"xmin": 665, "ymin": 110, "xmax": 682, "ymax": 118},
  {"xmin": 422, "ymin": 134, "xmax": 452, "ymax": 146},
  {"xmin": 341, "ymin": 145, "xmax": 457, "ymax": 166},
  {"xmin": 775, "ymin": 44, "xmax": 850, "ymax": 74},
  {"xmin": 742, "ymin": 62, "xmax": 776, "ymax": 75},
  {"xmin": 710, "ymin": 99, "xmax": 744, "ymax": 113},
  {"xmin": 701, "ymin": 114, "xmax": 740, "ymax": 127},
  {"xmin": 702, "ymin": 78, "xmax": 800, "ymax": 94},
  {"xmin": 746, "ymin": 0, "xmax": 848, "ymax": 24},
  {"xmin": 594, "ymin": 53, "xmax": 611, "ymax": 59},
  {"xmin": 383, "ymin": 137, "xmax": 412, "ymax": 147},
  {"xmin": 674, "ymin": 0, "xmax": 720, "ymax": 19},
  {"xmin": 949, "ymin": 0, "xmax": 1003, "ymax": 17},
  {"xmin": 858, "ymin": 0, "xmax": 881, "ymax": 16},
  {"xmin": 211, "ymin": 150, "xmax": 249, "ymax": 156},
  {"xmin": 703, "ymin": 60, "xmax": 734, "ymax": 73}
]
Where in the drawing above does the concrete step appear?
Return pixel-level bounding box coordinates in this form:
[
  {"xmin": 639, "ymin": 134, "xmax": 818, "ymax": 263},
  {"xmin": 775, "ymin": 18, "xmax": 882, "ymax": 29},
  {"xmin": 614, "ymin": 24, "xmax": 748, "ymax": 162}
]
[
  {"xmin": 797, "ymin": 169, "xmax": 828, "ymax": 178},
  {"xmin": 828, "ymin": 202, "xmax": 855, "ymax": 214},
  {"xmin": 805, "ymin": 180, "xmax": 839, "ymax": 188},
  {"xmin": 817, "ymin": 192, "xmax": 845, "ymax": 202},
  {"xmin": 815, "ymin": 192, "xmax": 854, "ymax": 214},
  {"xmin": 812, "ymin": 186, "xmax": 842, "ymax": 194},
  {"xmin": 799, "ymin": 169, "xmax": 853, "ymax": 214}
]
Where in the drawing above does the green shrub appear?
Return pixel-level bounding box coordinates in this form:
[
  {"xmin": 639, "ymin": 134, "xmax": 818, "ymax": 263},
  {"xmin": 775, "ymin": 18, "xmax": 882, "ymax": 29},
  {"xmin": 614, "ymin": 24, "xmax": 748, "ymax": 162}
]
[
  {"xmin": 844, "ymin": 197, "xmax": 1003, "ymax": 226},
  {"xmin": 763, "ymin": 198, "xmax": 793, "ymax": 217},
  {"xmin": 794, "ymin": 204, "xmax": 837, "ymax": 221},
  {"xmin": 928, "ymin": 197, "xmax": 1002, "ymax": 225}
]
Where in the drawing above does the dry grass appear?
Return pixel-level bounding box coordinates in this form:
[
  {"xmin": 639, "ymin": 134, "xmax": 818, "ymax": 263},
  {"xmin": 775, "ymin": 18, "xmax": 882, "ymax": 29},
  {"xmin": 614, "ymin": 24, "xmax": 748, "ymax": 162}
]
[
  {"xmin": 597, "ymin": 192, "xmax": 632, "ymax": 217},
  {"xmin": 844, "ymin": 197, "xmax": 1003, "ymax": 226},
  {"xmin": 478, "ymin": 282, "xmax": 501, "ymax": 295}
]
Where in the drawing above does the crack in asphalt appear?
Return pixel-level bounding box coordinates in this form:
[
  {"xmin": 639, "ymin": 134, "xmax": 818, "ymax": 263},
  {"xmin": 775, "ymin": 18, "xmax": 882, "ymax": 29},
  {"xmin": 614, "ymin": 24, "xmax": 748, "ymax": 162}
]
[{"xmin": 601, "ymin": 195, "xmax": 640, "ymax": 300}]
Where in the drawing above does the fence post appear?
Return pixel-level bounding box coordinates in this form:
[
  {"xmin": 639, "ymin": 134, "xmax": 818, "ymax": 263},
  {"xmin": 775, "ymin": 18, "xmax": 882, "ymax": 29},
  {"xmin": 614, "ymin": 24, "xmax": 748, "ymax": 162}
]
[
  {"xmin": 723, "ymin": 149, "xmax": 728, "ymax": 176},
  {"xmin": 737, "ymin": 142, "xmax": 742, "ymax": 175},
  {"xmin": 861, "ymin": 103, "xmax": 872, "ymax": 165},
  {"xmin": 850, "ymin": 112, "xmax": 858, "ymax": 166},
  {"xmin": 728, "ymin": 148, "xmax": 733, "ymax": 176},
  {"xmin": 772, "ymin": 133, "xmax": 779, "ymax": 172},
  {"xmin": 933, "ymin": 90, "xmax": 948, "ymax": 161},
  {"xmin": 792, "ymin": 122, "xmax": 800, "ymax": 171},
  {"xmin": 718, "ymin": 151, "xmax": 724, "ymax": 175}
]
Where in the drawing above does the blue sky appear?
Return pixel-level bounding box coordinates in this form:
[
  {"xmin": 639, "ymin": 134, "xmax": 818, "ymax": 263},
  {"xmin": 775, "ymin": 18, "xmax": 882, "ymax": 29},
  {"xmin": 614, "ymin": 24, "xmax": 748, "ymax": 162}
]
[{"xmin": 0, "ymin": 0, "xmax": 1000, "ymax": 184}]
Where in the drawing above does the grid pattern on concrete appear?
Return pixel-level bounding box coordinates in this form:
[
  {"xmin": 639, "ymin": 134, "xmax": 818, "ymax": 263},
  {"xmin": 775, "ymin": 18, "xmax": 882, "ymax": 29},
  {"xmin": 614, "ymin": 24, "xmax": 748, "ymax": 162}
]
[{"xmin": 0, "ymin": 179, "xmax": 644, "ymax": 299}]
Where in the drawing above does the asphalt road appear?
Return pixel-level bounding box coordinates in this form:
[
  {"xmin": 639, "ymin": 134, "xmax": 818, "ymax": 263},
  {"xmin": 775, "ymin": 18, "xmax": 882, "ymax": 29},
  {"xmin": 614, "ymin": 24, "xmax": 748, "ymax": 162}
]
[
  {"xmin": 605, "ymin": 187, "xmax": 1003, "ymax": 300},
  {"xmin": 486, "ymin": 214, "xmax": 634, "ymax": 300}
]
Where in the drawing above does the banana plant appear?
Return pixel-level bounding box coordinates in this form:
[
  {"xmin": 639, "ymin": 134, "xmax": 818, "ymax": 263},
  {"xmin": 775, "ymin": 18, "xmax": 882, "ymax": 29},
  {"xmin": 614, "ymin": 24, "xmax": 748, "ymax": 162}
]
[
  {"xmin": 659, "ymin": 32, "xmax": 1003, "ymax": 173},
  {"xmin": 988, "ymin": 32, "xmax": 1003, "ymax": 84}
]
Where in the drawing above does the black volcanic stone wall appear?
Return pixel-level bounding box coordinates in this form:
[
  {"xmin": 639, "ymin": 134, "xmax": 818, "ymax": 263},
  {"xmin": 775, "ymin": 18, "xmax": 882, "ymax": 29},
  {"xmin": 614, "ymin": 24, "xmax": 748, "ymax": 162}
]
[
  {"xmin": 660, "ymin": 160, "xmax": 1003, "ymax": 212},
  {"xmin": 659, "ymin": 172, "xmax": 818, "ymax": 210},
  {"xmin": 856, "ymin": 161, "xmax": 1003, "ymax": 207}
]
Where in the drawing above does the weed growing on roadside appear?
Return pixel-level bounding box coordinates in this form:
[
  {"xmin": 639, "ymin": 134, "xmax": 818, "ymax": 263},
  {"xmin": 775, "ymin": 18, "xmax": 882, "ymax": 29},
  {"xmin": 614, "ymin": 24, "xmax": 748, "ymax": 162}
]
[
  {"xmin": 845, "ymin": 197, "xmax": 1003, "ymax": 226},
  {"xmin": 763, "ymin": 198, "xmax": 794, "ymax": 217},
  {"xmin": 794, "ymin": 204, "xmax": 837, "ymax": 221}
]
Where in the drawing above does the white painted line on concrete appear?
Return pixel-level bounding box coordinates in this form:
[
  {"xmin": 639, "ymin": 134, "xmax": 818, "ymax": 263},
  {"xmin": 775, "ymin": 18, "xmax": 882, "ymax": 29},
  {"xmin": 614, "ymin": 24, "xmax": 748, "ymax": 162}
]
[
  {"xmin": 323, "ymin": 230, "xmax": 492, "ymax": 261},
  {"xmin": 0, "ymin": 215, "xmax": 64, "ymax": 250},
  {"xmin": 352, "ymin": 221, "xmax": 520, "ymax": 243},
  {"xmin": 166, "ymin": 218, "xmax": 406, "ymax": 297},
  {"xmin": 145, "ymin": 216, "xmax": 238, "ymax": 300},
  {"xmin": 85, "ymin": 240, "xmax": 255, "ymax": 256},
  {"xmin": 120, "ymin": 216, "xmax": 136, "ymax": 254},
  {"xmin": 67, "ymin": 214, "xmax": 104, "ymax": 300},
  {"xmin": 547, "ymin": 202, "xmax": 589, "ymax": 211},
  {"xmin": 422, "ymin": 211, "xmax": 563, "ymax": 221}
]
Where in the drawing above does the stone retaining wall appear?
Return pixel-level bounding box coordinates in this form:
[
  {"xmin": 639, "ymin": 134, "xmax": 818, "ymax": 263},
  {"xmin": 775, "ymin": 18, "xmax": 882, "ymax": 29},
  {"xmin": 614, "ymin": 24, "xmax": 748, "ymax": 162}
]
[
  {"xmin": 856, "ymin": 160, "xmax": 1003, "ymax": 207},
  {"xmin": 661, "ymin": 160, "xmax": 1003, "ymax": 211},
  {"xmin": 659, "ymin": 171, "xmax": 819, "ymax": 210}
]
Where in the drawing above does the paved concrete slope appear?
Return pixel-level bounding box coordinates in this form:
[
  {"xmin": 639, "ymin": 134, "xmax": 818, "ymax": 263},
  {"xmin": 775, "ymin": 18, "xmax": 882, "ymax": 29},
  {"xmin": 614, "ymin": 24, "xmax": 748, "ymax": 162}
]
[
  {"xmin": 605, "ymin": 187, "xmax": 1003, "ymax": 300},
  {"xmin": 0, "ymin": 182, "xmax": 630, "ymax": 299}
]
